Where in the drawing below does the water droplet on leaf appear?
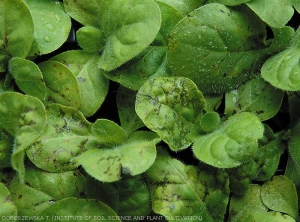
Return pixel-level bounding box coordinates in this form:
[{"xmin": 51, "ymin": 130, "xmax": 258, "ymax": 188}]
[{"xmin": 44, "ymin": 36, "xmax": 52, "ymax": 42}]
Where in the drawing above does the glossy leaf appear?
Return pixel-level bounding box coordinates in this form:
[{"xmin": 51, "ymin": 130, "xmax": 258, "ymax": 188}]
[
  {"xmin": 39, "ymin": 60, "xmax": 81, "ymax": 109},
  {"xmin": 261, "ymin": 176, "xmax": 298, "ymax": 220},
  {"xmin": 63, "ymin": 0, "xmax": 103, "ymax": 27},
  {"xmin": 229, "ymin": 184, "xmax": 268, "ymax": 222},
  {"xmin": 116, "ymin": 86, "xmax": 144, "ymax": 135},
  {"xmin": 97, "ymin": 0, "xmax": 161, "ymax": 71},
  {"xmin": 26, "ymin": 104, "xmax": 126, "ymax": 172},
  {"xmin": 9, "ymin": 57, "xmax": 47, "ymax": 100},
  {"xmin": 74, "ymin": 137, "xmax": 159, "ymax": 182},
  {"xmin": 155, "ymin": 0, "xmax": 204, "ymax": 16},
  {"xmin": 9, "ymin": 168, "xmax": 86, "ymax": 216},
  {"xmin": 261, "ymin": 48, "xmax": 300, "ymax": 91},
  {"xmin": 23, "ymin": 0, "xmax": 71, "ymax": 55},
  {"xmin": 0, "ymin": 0, "xmax": 34, "ymax": 71},
  {"xmin": 38, "ymin": 198, "xmax": 121, "ymax": 222},
  {"xmin": 0, "ymin": 183, "xmax": 17, "ymax": 218},
  {"xmin": 0, "ymin": 92, "xmax": 46, "ymax": 182},
  {"xmin": 193, "ymin": 112, "xmax": 264, "ymax": 168},
  {"xmin": 146, "ymin": 149, "xmax": 216, "ymax": 221},
  {"xmin": 76, "ymin": 26, "xmax": 105, "ymax": 53},
  {"xmin": 167, "ymin": 3, "xmax": 268, "ymax": 93},
  {"xmin": 225, "ymin": 77, "xmax": 284, "ymax": 120},
  {"xmin": 246, "ymin": 0, "xmax": 294, "ymax": 28},
  {"xmin": 51, "ymin": 50, "xmax": 109, "ymax": 117},
  {"xmin": 87, "ymin": 175, "xmax": 151, "ymax": 218},
  {"xmin": 136, "ymin": 77, "xmax": 206, "ymax": 151}
]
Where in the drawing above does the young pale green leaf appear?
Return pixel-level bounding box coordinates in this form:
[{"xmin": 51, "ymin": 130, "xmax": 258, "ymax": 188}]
[
  {"xmin": 0, "ymin": 0, "xmax": 34, "ymax": 71},
  {"xmin": 146, "ymin": 149, "xmax": 218, "ymax": 221},
  {"xmin": 0, "ymin": 92, "xmax": 46, "ymax": 182},
  {"xmin": 51, "ymin": 50, "xmax": 109, "ymax": 117},
  {"xmin": 136, "ymin": 77, "xmax": 206, "ymax": 151},
  {"xmin": 229, "ymin": 184, "xmax": 268, "ymax": 222},
  {"xmin": 74, "ymin": 138, "xmax": 158, "ymax": 182},
  {"xmin": 246, "ymin": 0, "xmax": 294, "ymax": 28},
  {"xmin": 103, "ymin": 46, "xmax": 173, "ymax": 90},
  {"xmin": 9, "ymin": 168, "xmax": 86, "ymax": 216},
  {"xmin": 26, "ymin": 104, "xmax": 126, "ymax": 173},
  {"xmin": 9, "ymin": 57, "xmax": 47, "ymax": 100},
  {"xmin": 167, "ymin": 3, "xmax": 268, "ymax": 93},
  {"xmin": 155, "ymin": 0, "xmax": 204, "ymax": 16},
  {"xmin": 199, "ymin": 112, "xmax": 221, "ymax": 133},
  {"xmin": 87, "ymin": 175, "xmax": 151, "ymax": 219},
  {"xmin": 116, "ymin": 86, "xmax": 145, "ymax": 135},
  {"xmin": 38, "ymin": 197, "xmax": 121, "ymax": 222},
  {"xmin": 225, "ymin": 77, "xmax": 284, "ymax": 121},
  {"xmin": 0, "ymin": 183, "xmax": 17, "ymax": 218},
  {"xmin": 23, "ymin": 0, "xmax": 71, "ymax": 55},
  {"xmin": 38, "ymin": 60, "xmax": 81, "ymax": 109},
  {"xmin": 193, "ymin": 112, "xmax": 264, "ymax": 168},
  {"xmin": 97, "ymin": 0, "xmax": 161, "ymax": 71},
  {"xmin": 63, "ymin": 0, "xmax": 103, "ymax": 27},
  {"xmin": 0, "ymin": 131, "xmax": 12, "ymax": 168},
  {"xmin": 261, "ymin": 176, "xmax": 299, "ymax": 220},
  {"xmin": 76, "ymin": 26, "xmax": 105, "ymax": 53},
  {"xmin": 291, "ymin": 28, "xmax": 300, "ymax": 48},
  {"xmin": 244, "ymin": 212, "xmax": 295, "ymax": 222},
  {"xmin": 261, "ymin": 47, "xmax": 300, "ymax": 91}
]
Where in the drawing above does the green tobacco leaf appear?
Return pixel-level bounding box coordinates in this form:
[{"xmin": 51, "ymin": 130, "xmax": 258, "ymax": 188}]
[
  {"xmin": 0, "ymin": 131, "xmax": 12, "ymax": 168},
  {"xmin": 0, "ymin": 0, "xmax": 34, "ymax": 71},
  {"xmin": 23, "ymin": 0, "xmax": 71, "ymax": 55},
  {"xmin": 167, "ymin": 3, "xmax": 268, "ymax": 93},
  {"xmin": 292, "ymin": 0, "xmax": 300, "ymax": 13},
  {"xmin": 246, "ymin": 0, "xmax": 294, "ymax": 28},
  {"xmin": 76, "ymin": 26, "xmax": 105, "ymax": 53},
  {"xmin": 38, "ymin": 60, "xmax": 81, "ymax": 109},
  {"xmin": 193, "ymin": 112, "xmax": 264, "ymax": 168},
  {"xmin": 206, "ymin": 0, "xmax": 251, "ymax": 5},
  {"xmin": 63, "ymin": 0, "xmax": 103, "ymax": 27},
  {"xmin": 261, "ymin": 176, "xmax": 299, "ymax": 220},
  {"xmin": 27, "ymin": 104, "xmax": 126, "ymax": 172},
  {"xmin": 229, "ymin": 184, "xmax": 268, "ymax": 222},
  {"xmin": 9, "ymin": 168, "xmax": 86, "ymax": 216},
  {"xmin": 97, "ymin": 0, "xmax": 161, "ymax": 71},
  {"xmin": 225, "ymin": 77, "xmax": 284, "ymax": 121},
  {"xmin": 146, "ymin": 149, "xmax": 219, "ymax": 221},
  {"xmin": 155, "ymin": 0, "xmax": 204, "ymax": 16},
  {"xmin": 116, "ymin": 86, "xmax": 144, "ymax": 135},
  {"xmin": 289, "ymin": 119, "xmax": 300, "ymax": 167},
  {"xmin": 244, "ymin": 212, "xmax": 295, "ymax": 222},
  {"xmin": 51, "ymin": 50, "xmax": 109, "ymax": 117},
  {"xmin": 0, "ymin": 92, "xmax": 46, "ymax": 182},
  {"xmin": 9, "ymin": 57, "xmax": 47, "ymax": 100},
  {"xmin": 103, "ymin": 46, "xmax": 173, "ymax": 90},
  {"xmin": 0, "ymin": 183, "xmax": 17, "ymax": 218},
  {"xmin": 261, "ymin": 36, "xmax": 300, "ymax": 91},
  {"xmin": 38, "ymin": 197, "xmax": 121, "ymax": 222},
  {"xmin": 74, "ymin": 138, "xmax": 159, "ymax": 182},
  {"xmin": 199, "ymin": 112, "xmax": 221, "ymax": 133},
  {"xmin": 285, "ymin": 156, "xmax": 300, "ymax": 210},
  {"xmin": 136, "ymin": 77, "xmax": 206, "ymax": 151},
  {"xmin": 87, "ymin": 175, "xmax": 151, "ymax": 219}
]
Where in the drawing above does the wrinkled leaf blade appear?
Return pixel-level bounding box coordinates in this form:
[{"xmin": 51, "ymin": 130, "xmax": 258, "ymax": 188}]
[{"xmin": 0, "ymin": 183, "xmax": 17, "ymax": 218}]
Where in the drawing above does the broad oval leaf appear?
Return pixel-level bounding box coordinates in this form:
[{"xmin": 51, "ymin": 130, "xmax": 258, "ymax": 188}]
[
  {"xmin": 146, "ymin": 149, "xmax": 229, "ymax": 221},
  {"xmin": 0, "ymin": 92, "xmax": 46, "ymax": 181},
  {"xmin": 289, "ymin": 122, "xmax": 300, "ymax": 168},
  {"xmin": 37, "ymin": 197, "xmax": 121, "ymax": 222},
  {"xmin": 9, "ymin": 57, "xmax": 47, "ymax": 100},
  {"xmin": 23, "ymin": 0, "xmax": 71, "ymax": 55},
  {"xmin": 39, "ymin": 60, "xmax": 81, "ymax": 109},
  {"xmin": 74, "ymin": 138, "xmax": 159, "ymax": 182},
  {"xmin": 98, "ymin": 0, "xmax": 161, "ymax": 71},
  {"xmin": 0, "ymin": 183, "xmax": 17, "ymax": 218},
  {"xmin": 225, "ymin": 77, "xmax": 284, "ymax": 121},
  {"xmin": 155, "ymin": 0, "xmax": 204, "ymax": 16},
  {"xmin": 262, "ymin": 47, "xmax": 300, "ymax": 91},
  {"xmin": 261, "ymin": 176, "xmax": 299, "ymax": 220},
  {"xmin": 244, "ymin": 212, "xmax": 295, "ymax": 222},
  {"xmin": 0, "ymin": 0, "xmax": 34, "ymax": 71},
  {"xmin": 246, "ymin": 0, "xmax": 294, "ymax": 28},
  {"xmin": 51, "ymin": 50, "xmax": 109, "ymax": 117},
  {"xmin": 206, "ymin": 0, "xmax": 251, "ymax": 6},
  {"xmin": 193, "ymin": 112, "xmax": 264, "ymax": 168},
  {"xmin": 136, "ymin": 77, "xmax": 206, "ymax": 151},
  {"xmin": 167, "ymin": 3, "xmax": 268, "ymax": 93}
]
